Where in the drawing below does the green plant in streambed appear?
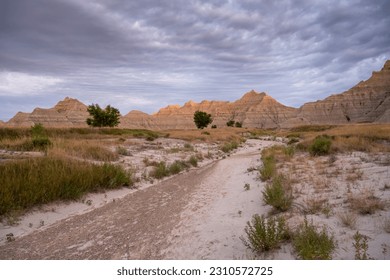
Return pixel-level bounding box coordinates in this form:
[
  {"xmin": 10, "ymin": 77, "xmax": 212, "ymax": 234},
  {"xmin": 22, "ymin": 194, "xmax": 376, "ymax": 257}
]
[
  {"xmin": 292, "ymin": 219, "xmax": 336, "ymax": 260},
  {"xmin": 168, "ymin": 160, "xmax": 189, "ymax": 175},
  {"xmin": 241, "ymin": 215, "xmax": 290, "ymax": 254},
  {"xmin": 220, "ymin": 141, "xmax": 239, "ymax": 153},
  {"xmin": 188, "ymin": 155, "xmax": 198, "ymax": 167},
  {"xmin": 150, "ymin": 161, "xmax": 170, "ymax": 179},
  {"xmin": 259, "ymin": 155, "xmax": 276, "ymax": 181},
  {"xmin": 353, "ymin": 231, "xmax": 371, "ymax": 260},
  {"xmin": 262, "ymin": 175, "xmax": 293, "ymax": 212}
]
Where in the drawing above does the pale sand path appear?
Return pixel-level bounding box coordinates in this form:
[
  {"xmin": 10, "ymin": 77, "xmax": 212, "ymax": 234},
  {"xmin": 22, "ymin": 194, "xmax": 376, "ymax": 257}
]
[{"xmin": 0, "ymin": 139, "xmax": 274, "ymax": 259}]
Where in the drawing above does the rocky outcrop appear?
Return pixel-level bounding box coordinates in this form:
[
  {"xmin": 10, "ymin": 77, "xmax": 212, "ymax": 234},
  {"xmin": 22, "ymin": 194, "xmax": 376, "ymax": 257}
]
[
  {"xmin": 119, "ymin": 90, "xmax": 298, "ymax": 129},
  {"xmin": 281, "ymin": 60, "xmax": 390, "ymax": 127},
  {"xmin": 4, "ymin": 60, "xmax": 390, "ymax": 129},
  {"xmin": 7, "ymin": 97, "xmax": 89, "ymax": 127}
]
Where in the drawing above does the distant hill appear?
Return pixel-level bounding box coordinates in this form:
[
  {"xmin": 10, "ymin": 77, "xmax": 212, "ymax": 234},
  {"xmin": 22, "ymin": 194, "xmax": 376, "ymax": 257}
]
[{"xmin": 5, "ymin": 60, "xmax": 390, "ymax": 129}]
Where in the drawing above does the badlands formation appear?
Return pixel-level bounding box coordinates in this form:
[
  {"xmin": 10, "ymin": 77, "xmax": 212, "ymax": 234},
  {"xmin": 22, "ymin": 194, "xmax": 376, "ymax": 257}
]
[{"xmin": 5, "ymin": 60, "xmax": 390, "ymax": 129}]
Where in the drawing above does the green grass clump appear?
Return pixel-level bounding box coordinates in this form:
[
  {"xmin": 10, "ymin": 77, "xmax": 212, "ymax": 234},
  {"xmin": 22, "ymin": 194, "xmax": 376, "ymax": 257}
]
[
  {"xmin": 168, "ymin": 160, "xmax": 188, "ymax": 175},
  {"xmin": 241, "ymin": 215, "xmax": 290, "ymax": 253},
  {"xmin": 150, "ymin": 161, "xmax": 170, "ymax": 179},
  {"xmin": 293, "ymin": 219, "xmax": 336, "ymax": 260},
  {"xmin": 220, "ymin": 141, "xmax": 239, "ymax": 153},
  {"xmin": 188, "ymin": 155, "xmax": 198, "ymax": 167},
  {"xmin": 309, "ymin": 135, "xmax": 332, "ymax": 156},
  {"xmin": 0, "ymin": 157, "xmax": 132, "ymax": 216},
  {"xmin": 262, "ymin": 175, "xmax": 293, "ymax": 212},
  {"xmin": 259, "ymin": 155, "xmax": 276, "ymax": 181}
]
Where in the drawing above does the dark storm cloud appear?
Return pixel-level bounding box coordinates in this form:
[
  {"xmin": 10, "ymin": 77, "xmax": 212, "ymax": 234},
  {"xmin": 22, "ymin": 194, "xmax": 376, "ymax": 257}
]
[{"xmin": 0, "ymin": 0, "xmax": 389, "ymax": 120}]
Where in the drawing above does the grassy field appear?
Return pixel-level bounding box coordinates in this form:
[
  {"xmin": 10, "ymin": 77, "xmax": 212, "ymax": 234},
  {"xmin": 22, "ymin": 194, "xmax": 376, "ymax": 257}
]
[{"xmin": 1, "ymin": 124, "xmax": 389, "ymax": 219}]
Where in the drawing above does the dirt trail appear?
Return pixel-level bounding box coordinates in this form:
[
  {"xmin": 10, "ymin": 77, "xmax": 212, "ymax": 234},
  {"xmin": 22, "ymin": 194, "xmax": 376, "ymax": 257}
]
[{"xmin": 0, "ymin": 140, "xmax": 275, "ymax": 259}]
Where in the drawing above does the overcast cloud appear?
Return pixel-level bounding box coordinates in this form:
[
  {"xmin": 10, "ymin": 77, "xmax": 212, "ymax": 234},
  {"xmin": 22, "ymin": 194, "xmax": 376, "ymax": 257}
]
[{"xmin": 0, "ymin": 0, "xmax": 389, "ymax": 121}]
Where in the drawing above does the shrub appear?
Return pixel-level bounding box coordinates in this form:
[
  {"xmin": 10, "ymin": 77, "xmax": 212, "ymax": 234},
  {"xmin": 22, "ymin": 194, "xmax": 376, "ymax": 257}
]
[
  {"xmin": 244, "ymin": 183, "xmax": 250, "ymax": 191},
  {"xmin": 353, "ymin": 231, "xmax": 370, "ymax": 260},
  {"xmin": 193, "ymin": 111, "xmax": 213, "ymax": 129},
  {"xmin": 211, "ymin": 125, "xmax": 217, "ymax": 129},
  {"xmin": 241, "ymin": 215, "xmax": 290, "ymax": 254},
  {"xmin": 188, "ymin": 155, "xmax": 198, "ymax": 167},
  {"xmin": 0, "ymin": 156, "xmax": 132, "ymax": 216},
  {"xmin": 262, "ymin": 175, "xmax": 293, "ymax": 212},
  {"xmin": 226, "ymin": 120, "xmax": 235, "ymax": 127},
  {"xmin": 150, "ymin": 161, "xmax": 170, "ymax": 179},
  {"xmin": 221, "ymin": 141, "xmax": 239, "ymax": 153},
  {"xmin": 259, "ymin": 155, "xmax": 276, "ymax": 181},
  {"xmin": 293, "ymin": 219, "xmax": 336, "ymax": 260},
  {"xmin": 309, "ymin": 135, "xmax": 332, "ymax": 156},
  {"xmin": 168, "ymin": 160, "xmax": 186, "ymax": 175},
  {"xmin": 235, "ymin": 122, "xmax": 242, "ymax": 128}
]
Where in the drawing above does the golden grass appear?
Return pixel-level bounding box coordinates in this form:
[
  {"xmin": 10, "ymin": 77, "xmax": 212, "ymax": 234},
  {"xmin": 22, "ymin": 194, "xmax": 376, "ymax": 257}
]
[
  {"xmin": 49, "ymin": 138, "xmax": 119, "ymax": 161},
  {"xmin": 163, "ymin": 127, "xmax": 246, "ymax": 142},
  {"xmin": 348, "ymin": 188, "xmax": 386, "ymax": 215},
  {"xmin": 285, "ymin": 124, "xmax": 390, "ymax": 153}
]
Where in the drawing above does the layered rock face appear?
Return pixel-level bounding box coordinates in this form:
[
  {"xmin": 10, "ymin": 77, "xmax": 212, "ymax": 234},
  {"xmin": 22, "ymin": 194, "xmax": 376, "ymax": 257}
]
[
  {"xmin": 281, "ymin": 60, "xmax": 390, "ymax": 127},
  {"xmin": 120, "ymin": 90, "xmax": 297, "ymax": 129},
  {"xmin": 7, "ymin": 97, "xmax": 89, "ymax": 127},
  {"xmin": 4, "ymin": 60, "xmax": 390, "ymax": 129}
]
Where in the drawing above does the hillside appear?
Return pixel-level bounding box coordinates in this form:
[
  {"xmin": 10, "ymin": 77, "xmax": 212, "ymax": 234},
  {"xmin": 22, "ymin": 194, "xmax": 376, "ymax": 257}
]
[{"xmin": 4, "ymin": 60, "xmax": 390, "ymax": 129}]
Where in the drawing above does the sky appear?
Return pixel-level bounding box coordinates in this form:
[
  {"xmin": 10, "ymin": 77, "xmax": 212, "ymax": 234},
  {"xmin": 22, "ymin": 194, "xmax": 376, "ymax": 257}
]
[{"xmin": 0, "ymin": 0, "xmax": 389, "ymax": 121}]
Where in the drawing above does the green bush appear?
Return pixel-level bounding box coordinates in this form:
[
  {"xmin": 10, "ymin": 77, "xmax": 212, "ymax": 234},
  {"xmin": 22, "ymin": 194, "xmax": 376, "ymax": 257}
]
[
  {"xmin": 262, "ymin": 175, "xmax": 293, "ymax": 212},
  {"xmin": 309, "ymin": 135, "xmax": 332, "ymax": 156},
  {"xmin": 226, "ymin": 120, "xmax": 235, "ymax": 127},
  {"xmin": 0, "ymin": 157, "xmax": 132, "ymax": 216},
  {"xmin": 293, "ymin": 219, "xmax": 336, "ymax": 260},
  {"xmin": 259, "ymin": 155, "xmax": 276, "ymax": 181},
  {"xmin": 235, "ymin": 122, "xmax": 242, "ymax": 128},
  {"xmin": 150, "ymin": 162, "xmax": 170, "ymax": 179},
  {"xmin": 241, "ymin": 215, "xmax": 290, "ymax": 253},
  {"xmin": 188, "ymin": 155, "xmax": 198, "ymax": 167},
  {"xmin": 221, "ymin": 141, "xmax": 239, "ymax": 153},
  {"xmin": 169, "ymin": 160, "xmax": 188, "ymax": 175}
]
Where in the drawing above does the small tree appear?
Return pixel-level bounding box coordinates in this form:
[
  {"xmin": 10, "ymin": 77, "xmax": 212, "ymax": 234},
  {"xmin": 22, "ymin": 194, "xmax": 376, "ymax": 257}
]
[
  {"xmin": 86, "ymin": 104, "xmax": 120, "ymax": 127},
  {"xmin": 226, "ymin": 120, "xmax": 235, "ymax": 127},
  {"xmin": 193, "ymin": 110, "xmax": 212, "ymax": 129}
]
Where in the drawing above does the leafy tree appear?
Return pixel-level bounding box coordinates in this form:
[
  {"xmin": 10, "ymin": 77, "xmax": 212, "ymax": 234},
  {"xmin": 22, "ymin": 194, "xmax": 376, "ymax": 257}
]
[
  {"xmin": 193, "ymin": 110, "xmax": 213, "ymax": 129},
  {"xmin": 86, "ymin": 104, "xmax": 120, "ymax": 127}
]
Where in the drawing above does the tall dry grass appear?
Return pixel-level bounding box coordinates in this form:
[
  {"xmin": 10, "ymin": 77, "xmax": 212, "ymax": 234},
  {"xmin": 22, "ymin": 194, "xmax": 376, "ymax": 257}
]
[{"xmin": 0, "ymin": 156, "xmax": 132, "ymax": 217}]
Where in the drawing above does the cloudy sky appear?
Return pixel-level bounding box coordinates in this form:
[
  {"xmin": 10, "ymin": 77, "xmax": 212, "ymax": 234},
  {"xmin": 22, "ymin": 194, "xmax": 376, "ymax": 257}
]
[{"xmin": 0, "ymin": 0, "xmax": 389, "ymax": 121}]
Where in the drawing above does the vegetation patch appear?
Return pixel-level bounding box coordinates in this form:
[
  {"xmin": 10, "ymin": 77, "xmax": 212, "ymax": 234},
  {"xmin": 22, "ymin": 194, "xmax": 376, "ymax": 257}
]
[
  {"xmin": 241, "ymin": 215, "xmax": 290, "ymax": 254},
  {"xmin": 0, "ymin": 156, "xmax": 132, "ymax": 217},
  {"xmin": 293, "ymin": 219, "xmax": 336, "ymax": 260},
  {"xmin": 220, "ymin": 140, "xmax": 239, "ymax": 153},
  {"xmin": 348, "ymin": 188, "xmax": 386, "ymax": 215},
  {"xmin": 262, "ymin": 175, "xmax": 293, "ymax": 212},
  {"xmin": 308, "ymin": 135, "xmax": 332, "ymax": 156}
]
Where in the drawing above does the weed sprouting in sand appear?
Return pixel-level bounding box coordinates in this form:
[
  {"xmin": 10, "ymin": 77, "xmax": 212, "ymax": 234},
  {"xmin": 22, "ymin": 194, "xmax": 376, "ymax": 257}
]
[{"xmin": 241, "ymin": 215, "xmax": 290, "ymax": 254}]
